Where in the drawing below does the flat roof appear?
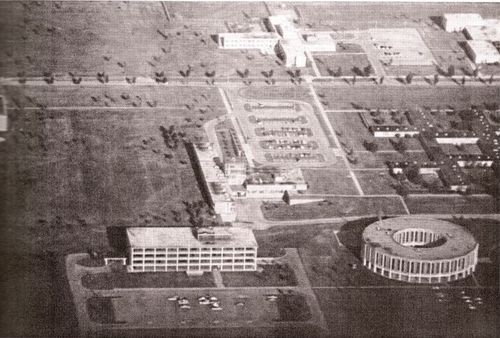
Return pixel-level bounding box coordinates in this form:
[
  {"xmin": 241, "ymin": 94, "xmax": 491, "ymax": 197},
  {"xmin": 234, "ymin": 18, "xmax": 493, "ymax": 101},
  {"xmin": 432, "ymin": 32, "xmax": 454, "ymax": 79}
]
[
  {"xmin": 467, "ymin": 40, "xmax": 500, "ymax": 55},
  {"xmin": 362, "ymin": 217, "xmax": 477, "ymax": 260},
  {"xmin": 127, "ymin": 227, "xmax": 257, "ymax": 248},
  {"xmin": 465, "ymin": 24, "xmax": 500, "ymax": 42}
]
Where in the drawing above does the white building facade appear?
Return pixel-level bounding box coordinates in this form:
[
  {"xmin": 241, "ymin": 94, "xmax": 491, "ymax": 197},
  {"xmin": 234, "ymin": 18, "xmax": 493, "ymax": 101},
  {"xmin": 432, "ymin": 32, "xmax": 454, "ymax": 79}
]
[
  {"xmin": 442, "ymin": 13, "xmax": 484, "ymax": 32},
  {"xmin": 127, "ymin": 227, "xmax": 258, "ymax": 274},
  {"xmin": 465, "ymin": 40, "xmax": 500, "ymax": 64}
]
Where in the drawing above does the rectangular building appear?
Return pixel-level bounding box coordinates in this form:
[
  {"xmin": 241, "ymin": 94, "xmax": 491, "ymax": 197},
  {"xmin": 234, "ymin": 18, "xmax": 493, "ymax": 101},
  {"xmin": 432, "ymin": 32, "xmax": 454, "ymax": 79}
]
[
  {"xmin": 127, "ymin": 227, "xmax": 258, "ymax": 274},
  {"xmin": 465, "ymin": 40, "xmax": 500, "ymax": 64},
  {"xmin": 218, "ymin": 32, "xmax": 279, "ymax": 53},
  {"xmin": 442, "ymin": 13, "xmax": 484, "ymax": 32}
]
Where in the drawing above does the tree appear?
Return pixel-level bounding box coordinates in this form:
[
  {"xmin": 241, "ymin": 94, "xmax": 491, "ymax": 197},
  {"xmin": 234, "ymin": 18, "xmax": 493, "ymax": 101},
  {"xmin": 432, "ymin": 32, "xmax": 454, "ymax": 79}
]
[
  {"xmin": 472, "ymin": 68, "xmax": 479, "ymax": 78},
  {"xmin": 363, "ymin": 140, "xmax": 379, "ymax": 152},
  {"xmin": 379, "ymin": 76, "xmax": 384, "ymax": 85},
  {"xmin": 489, "ymin": 74, "xmax": 494, "ymax": 85},
  {"xmin": 406, "ymin": 72, "xmax": 414, "ymax": 84},
  {"xmin": 363, "ymin": 65, "xmax": 373, "ymax": 77},
  {"xmin": 352, "ymin": 75, "xmax": 356, "ymax": 86},
  {"xmin": 336, "ymin": 66, "xmax": 342, "ymax": 77},
  {"xmin": 461, "ymin": 76, "xmax": 466, "ymax": 86},
  {"xmin": 433, "ymin": 74, "xmax": 439, "ymax": 85},
  {"xmin": 447, "ymin": 65, "xmax": 455, "ymax": 77}
]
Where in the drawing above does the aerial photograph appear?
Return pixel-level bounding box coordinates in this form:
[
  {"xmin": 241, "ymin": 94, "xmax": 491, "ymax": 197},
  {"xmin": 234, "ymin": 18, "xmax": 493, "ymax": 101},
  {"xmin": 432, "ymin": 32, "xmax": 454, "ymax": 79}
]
[{"xmin": 0, "ymin": 1, "xmax": 499, "ymax": 337}]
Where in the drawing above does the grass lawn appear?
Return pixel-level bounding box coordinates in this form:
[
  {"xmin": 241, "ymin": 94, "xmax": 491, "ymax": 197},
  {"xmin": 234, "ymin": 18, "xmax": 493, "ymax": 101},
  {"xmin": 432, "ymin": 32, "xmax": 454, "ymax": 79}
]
[
  {"xmin": 276, "ymin": 293, "xmax": 312, "ymax": 322},
  {"xmin": 350, "ymin": 150, "xmax": 430, "ymax": 169},
  {"xmin": 326, "ymin": 110, "xmax": 424, "ymax": 152},
  {"xmin": 405, "ymin": 195, "xmax": 498, "ymax": 214},
  {"xmin": 82, "ymin": 271, "xmax": 215, "ymax": 290},
  {"xmin": 101, "ymin": 326, "xmax": 321, "ymax": 338},
  {"xmin": 237, "ymin": 86, "xmax": 315, "ymax": 105},
  {"xmin": 313, "ymin": 53, "xmax": 372, "ymax": 77},
  {"xmin": 302, "ymin": 169, "xmax": 358, "ymax": 195},
  {"xmin": 314, "ymin": 85, "xmax": 500, "ymax": 111},
  {"xmin": 261, "ymin": 197, "xmax": 407, "ymax": 221},
  {"xmin": 222, "ymin": 264, "xmax": 297, "ymax": 287},
  {"xmin": 446, "ymin": 218, "xmax": 500, "ymax": 259},
  {"xmin": 355, "ymin": 170, "xmax": 399, "ymax": 195},
  {"xmin": 254, "ymin": 224, "xmax": 341, "ymax": 257},
  {"xmin": 0, "ymin": 1, "xmax": 294, "ymax": 79},
  {"xmin": 87, "ymin": 297, "xmax": 115, "ymax": 324},
  {"xmin": 315, "ymin": 287, "xmax": 499, "ymax": 338},
  {"xmin": 4, "ymin": 85, "xmax": 225, "ymax": 117},
  {"xmin": 0, "ymin": 84, "xmax": 220, "ymax": 335}
]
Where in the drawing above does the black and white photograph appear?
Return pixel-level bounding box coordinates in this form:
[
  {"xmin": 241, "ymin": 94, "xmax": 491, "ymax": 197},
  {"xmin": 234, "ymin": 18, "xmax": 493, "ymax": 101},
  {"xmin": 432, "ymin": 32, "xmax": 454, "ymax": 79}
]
[{"xmin": 0, "ymin": 1, "xmax": 498, "ymax": 337}]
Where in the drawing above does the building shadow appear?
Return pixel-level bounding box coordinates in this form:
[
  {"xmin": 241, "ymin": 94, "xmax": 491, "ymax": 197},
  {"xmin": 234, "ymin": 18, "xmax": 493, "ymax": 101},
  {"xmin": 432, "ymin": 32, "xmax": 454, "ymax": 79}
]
[{"xmin": 106, "ymin": 226, "xmax": 128, "ymax": 257}]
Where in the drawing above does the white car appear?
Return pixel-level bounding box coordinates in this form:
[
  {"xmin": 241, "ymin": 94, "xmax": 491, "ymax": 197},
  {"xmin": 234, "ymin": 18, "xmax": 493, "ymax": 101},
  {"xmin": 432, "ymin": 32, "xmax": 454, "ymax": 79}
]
[
  {"xmin": 199, "ymin": 299, "xmax": 211, "ymax": 305},
  {"xmin": 211, "ymin": 306, "xmax": 223, "ymax": 311},
  {"xmin": 180, "ymin": 305, "xmax": 191, "ymax": 310},
  {"xmin": 178, "ymin": 299, "xmax": 189, "ymax": 305},
  {"xmin": 209, "ymin": 297, "xmax": 218, "ymax": 302},
  {"xmin": 168, "ymin": 296, "xmax": 179, "ymax": 301}
]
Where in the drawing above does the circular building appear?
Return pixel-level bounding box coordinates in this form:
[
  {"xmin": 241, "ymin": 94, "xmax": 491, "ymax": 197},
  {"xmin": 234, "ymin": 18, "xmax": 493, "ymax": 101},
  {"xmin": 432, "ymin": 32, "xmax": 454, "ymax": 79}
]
[{"xmin": 361, "ymin": 217, "xmax": 478, "ymax": 284}]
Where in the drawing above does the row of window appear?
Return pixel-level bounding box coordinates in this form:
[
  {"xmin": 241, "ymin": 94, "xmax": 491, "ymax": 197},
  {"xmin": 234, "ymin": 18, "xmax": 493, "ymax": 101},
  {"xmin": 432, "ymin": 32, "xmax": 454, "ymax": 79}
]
[
  {"xmin": 132, "ymin": 247, "xmax": 256, "ymax": 253},
  {"xmin": 371, "ymin": 252, "xmax": 474, "ymax": 274},
  {"xmin": 132, "ymin": 252, "xmax": 255, "ymax": 259},
  {"xmin": 133, "ymin": 258, "xmax": 256, "ymax": 265},
  {"xmin": 132, "ymin": 265, "xmax": 255, "ymax": 271}
]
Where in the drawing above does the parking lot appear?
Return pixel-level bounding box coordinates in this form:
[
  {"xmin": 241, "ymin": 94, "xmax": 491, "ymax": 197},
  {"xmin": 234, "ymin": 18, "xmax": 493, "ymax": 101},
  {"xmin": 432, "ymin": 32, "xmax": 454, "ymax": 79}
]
[
  {"xmin": 228, "ymin": 91, "xmax": 338, "ymax": 168},
  {"xmin": 112, "ymin": 289, "xmax": 281, "ymax": 328}
]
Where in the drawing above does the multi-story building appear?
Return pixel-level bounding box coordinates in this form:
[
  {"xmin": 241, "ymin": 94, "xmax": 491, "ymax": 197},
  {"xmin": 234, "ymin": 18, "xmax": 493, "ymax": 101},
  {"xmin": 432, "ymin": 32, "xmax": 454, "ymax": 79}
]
[{"xmin": 127, "ymin": 227, "xmax": 258, "ymax": 274}]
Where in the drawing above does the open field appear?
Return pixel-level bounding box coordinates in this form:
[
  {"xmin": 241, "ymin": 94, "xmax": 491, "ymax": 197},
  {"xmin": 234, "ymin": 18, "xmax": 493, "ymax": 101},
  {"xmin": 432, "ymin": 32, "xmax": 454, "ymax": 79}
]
[
  {"xmin": 315, "ymin": 288, "xmax": 498, "ymax": 338},
  {"xmin": 350, "ymin": 151, "xmax": 430, "ymax": 169},
  {"xmin": 0, "ymin": 1, "xmax": 303, "ymax": 79},
  {"xmin": 302, "ymin": 169, "xmax": 358, "ymax": 195},
  {"xmin": 313, "ymin": 53, "xmax": 372, "ymax": 77},
  {"xmin": 99, "ymin": 326, "xmax": 321, "ymax": 338},
  {"xmin": 295, "ymin": 2, "xmax": 500, "ymax": 30},
  {"xmin": 0, "ymin": 84, "xmax": 218, "ymax": 336},
  {"xmin": 327, "ymin": 110, "xmax": 424, "ymax": 151},
  {"xmin": 315, "ymin": 86, "xmax": 500, "ymax": 110},
  {"xmin": 355, "ymin": 170, "xmax": 399, "ymax": 195},
  {"xmin": 405, "ymin": 195, "xmax": 498, "ymax": 214},
  {"xmin": 3, "ymin": 85, "xmax": 225, "ymax": 114},
  {"xmin": 261, "ymin": 197, "xmax": 407, "ymax": 221}
]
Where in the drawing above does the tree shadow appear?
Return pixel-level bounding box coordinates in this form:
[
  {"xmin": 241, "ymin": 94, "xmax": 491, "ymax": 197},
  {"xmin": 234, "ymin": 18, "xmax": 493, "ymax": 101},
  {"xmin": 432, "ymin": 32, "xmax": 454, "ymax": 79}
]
[{"xmin": 429, "ymin": 16, "xmax": 443, "ymax": 29}]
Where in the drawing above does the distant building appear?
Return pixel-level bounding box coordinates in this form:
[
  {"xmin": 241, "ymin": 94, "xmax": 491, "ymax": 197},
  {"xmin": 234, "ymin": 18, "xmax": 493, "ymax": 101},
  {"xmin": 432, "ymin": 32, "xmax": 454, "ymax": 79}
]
[
  {"xmin": 192, "ymin": 143, "xmax": 236, "ymax": 222},
  {"xmin": 127, "ymin": 227, "xmax": 258, "ymax": 274},
  {"xmin": 244, "ymin": 168, "xmax": 308, "ymax": 198},
  {"xmin": 442, "ymin": 13, "xmax": 484, "ymax": 32},
  {"xmin": 218, "ymin": 14, "xmax": 336, "ymax": 68},
  {"xmin": 276, "ymin": 40, "xmax": 307, "ymax": 67},
  {"xmin": 370, "ymin": 125, "xmax": 420, "ymax": 138},
  {"xmin": 217, "ymin": 32, "xmax": 279, "ymax": 53},
  {"xmin": 434, "ymin": 131, "xmax": 479, "ymax": 145},
  {"xmin": 465, "ymin": 40, "xmax": 500, "ymax": 64}
]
